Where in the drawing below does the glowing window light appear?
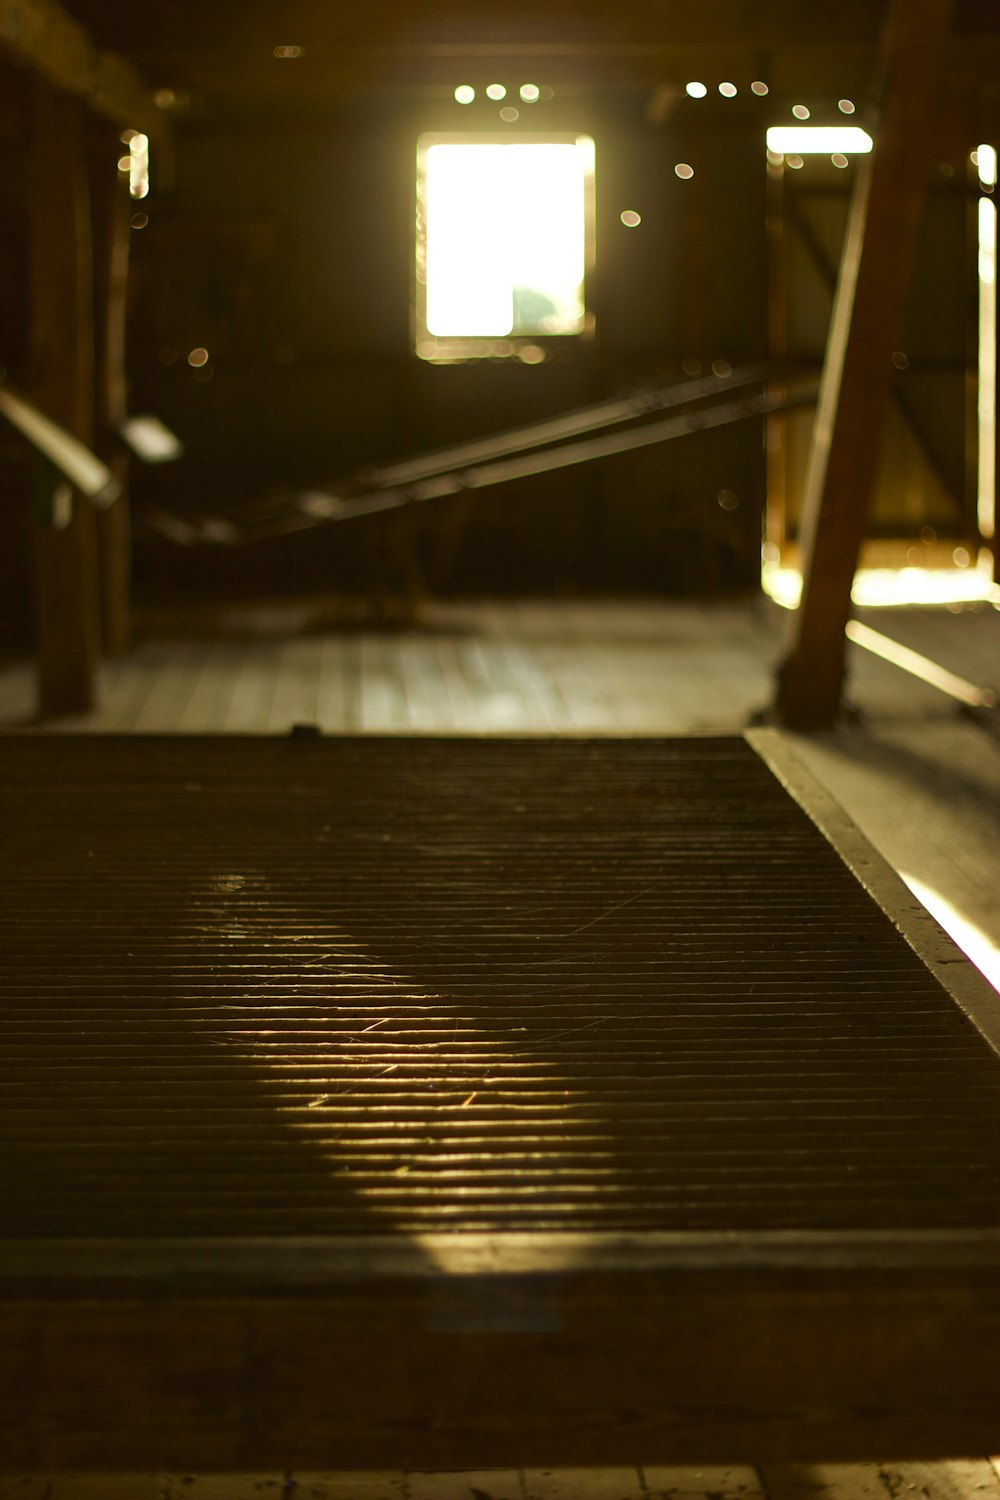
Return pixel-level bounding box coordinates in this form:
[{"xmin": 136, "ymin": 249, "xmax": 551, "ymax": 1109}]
[
  {"xmin": 128, "ymin": 133, "xmax": 149, "ymax": 199},
  {"xmin": 978, "ymin": 146, "xmax": 997, "ymax": 544},
  {"xmin": 454, "ymin": 85, "xmax": 475, "ymax": 104},
  {"xmin": 766, "ymin": 126, "xmax": 873, "ymax": 154},
  {"xmin": 417, "ymin": 135, "xmax": 593, "ymax": 346},
  {"xmin": 685, "ymin": 81, "xmax": 708, "ymax": 98},
  {"xmin": 761, "ymin": 561, "xmax": 1000, "ymax": 610}
]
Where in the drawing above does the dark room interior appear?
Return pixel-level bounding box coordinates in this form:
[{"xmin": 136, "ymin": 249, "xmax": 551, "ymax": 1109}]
[{"xmin": 2, "ymin": 2, "xmax": 1000, "ymax": 1495}]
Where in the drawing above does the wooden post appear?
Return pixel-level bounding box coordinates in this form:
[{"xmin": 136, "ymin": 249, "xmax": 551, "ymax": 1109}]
[
  {"xmin": 89, "ymin": 122, "xmax": 132, "ymax": 656},
  {"xmin": 773, "ymin": 0, "xmax": 955, "ymax": 730},
  {"xmin": 29, "ymin": 80, "xmax": 102, "ymax": 717}
]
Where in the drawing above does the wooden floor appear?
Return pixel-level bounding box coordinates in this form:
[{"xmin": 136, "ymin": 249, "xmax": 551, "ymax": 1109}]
[
  {"xmin": 2, "ymin": 594, "xmax": 999, "ymax": 1498},
  {"xmin": 1, "ymin": 1461, "xmax": 999, "ymax": 1499},
  {"xmin": 1, "ymin": 594, "xmax": 997, "ymax": 985}
]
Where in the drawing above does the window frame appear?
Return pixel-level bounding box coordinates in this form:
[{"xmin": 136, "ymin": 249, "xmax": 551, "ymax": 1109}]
[{"xmin": 414, "ymin": 130, "xmax": 597, "ymax": 364}]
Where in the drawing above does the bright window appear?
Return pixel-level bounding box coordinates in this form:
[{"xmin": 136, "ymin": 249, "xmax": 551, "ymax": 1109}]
[{"xmin": 415, "ymin": 133, "xmax": 595, "ymax": 361}]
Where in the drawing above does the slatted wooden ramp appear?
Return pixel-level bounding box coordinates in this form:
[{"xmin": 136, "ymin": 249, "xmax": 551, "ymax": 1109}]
[{"xmin": 1, "ymin": 732, "xmax": 1000, "ymax": 1470}]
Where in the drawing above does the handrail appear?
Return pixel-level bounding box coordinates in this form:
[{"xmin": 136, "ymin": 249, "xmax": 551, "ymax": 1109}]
[
  {"xmin": 0, "ymin": 383, "xmax": 121, "ymax": 507},
  {"xmin": 358, "ymin": 361, "xmax": 792, "ymax": 491},
  {"xmin": 145, "ymin": 364, "xmax": 818, "ymax": 547}
]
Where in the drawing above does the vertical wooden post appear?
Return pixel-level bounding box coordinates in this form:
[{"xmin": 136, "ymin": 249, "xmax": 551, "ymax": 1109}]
[
  {"xmin": 773, "ymin": 0, "xmax": 955, "ymax": 730},
  {"xmin": 89, "ymin": 122, "xmax": 132, "ymax": 656},
  {"xmin": 29, "ymin": 81, "xmax": 102, "ymax": 717}
]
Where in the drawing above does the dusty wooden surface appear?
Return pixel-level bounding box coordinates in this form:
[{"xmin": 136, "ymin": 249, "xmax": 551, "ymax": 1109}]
[
  {"xmin": 1, "ymin": 1462, "xmax": 999, "ymax": 1498},
  {"xmin": 1, "ymin": 598, "xmax": 997, "ymax": 1492},
  {"xmin": 0, "ymin": 594, "xmax": 995, "ymax": 968}
]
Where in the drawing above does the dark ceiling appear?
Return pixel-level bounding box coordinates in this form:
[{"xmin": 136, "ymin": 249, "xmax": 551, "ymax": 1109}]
[
  {"xmin": 47, "ymin": 0, "xmax": 899, "ymax": 108},
  {"xmin": 49, "ymin": 0, "xmax": 1000, "ymax": 121}
]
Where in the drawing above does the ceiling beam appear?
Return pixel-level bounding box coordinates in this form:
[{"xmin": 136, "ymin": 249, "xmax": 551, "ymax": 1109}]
[{"xmin": 0, "ymin": 0, "xmax": 164, "ymax": 137}]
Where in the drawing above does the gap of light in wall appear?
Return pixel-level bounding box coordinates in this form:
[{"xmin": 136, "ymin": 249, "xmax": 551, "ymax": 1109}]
[
  {"xmin": 978, "ymin": 145, "xmax": 997, "ymax": 546},
  {"xmin": 127, "ymin": 132, "xmax": 149, "ymax": 199},
  {"xmin": 765, "ymin": 125, "xmax": 873, "ymax": 155},
  {"xmin": 761, "ymin": 564, "xmax": 1000, "ymax": 610},
  {"xmin": 417, "ymin": 136, "xmax": 593, "ymax": 344}
]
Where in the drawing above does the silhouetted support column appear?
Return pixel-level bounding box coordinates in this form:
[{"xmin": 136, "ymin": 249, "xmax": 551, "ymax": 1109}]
[
  {"xmin": 29, "ymin": 81, "xmax": 101, "ymax": 716},
  {"xmin": 773, "ymin": 0, "xmax": 955, "ymax": 730},
  {"xmin": 90, "ymin": 124, "xmax": 132, "ymax": 657}
]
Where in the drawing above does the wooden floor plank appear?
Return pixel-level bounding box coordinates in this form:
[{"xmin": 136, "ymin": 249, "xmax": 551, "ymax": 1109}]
[
  {"xmin": 265, "ymin": 639, "xmax": 326, "ymax": 733},
  {"xmin": 221, "ymin": 646, "xmax": 285, "ymax": 733},
  {"xmin": 521, "ymin": 1470, "xmax": 644, "ymax": 1500},
  {"xmin": 760, "ymin": 1460, "xmax": 1000, "ymax": 1498},
  {"xmin": 13, "ymin": 1471, "xmax": 1000, "ymax": 1500},
  {"xmin": 642, "ymin": 1466, "xmax": 766, "ymax": 1498},
  {"xmin": 361, "ymin": 635, "xmax": 412, "ymax": 731},
  {"xmin": 395, "ymin": 635, "xmax": 454, "ymax": 730},
  {"xmin": 451, "ymin": 636, "xmax": 532, "ymax": 731},
  {"xmin": 45, "ymin": 1478, "xmax": 176, "ymax": 1500},
  {"xmin": 406, "ymin": 1472, "xmax": 522, "ymax": 1500},
  {"xmin": 312, "ymin": 634, "xmax": 351, "ymax": 733},
  {"xmin": 290, "ymin": 1477, "xmax": 408, "ymax": 1500}
]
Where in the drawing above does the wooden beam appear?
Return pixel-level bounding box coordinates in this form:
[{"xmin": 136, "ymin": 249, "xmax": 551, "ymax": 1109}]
[
  {"xmin": 29, "ymin": 79, "xmax": 101, "ymax": 717},
  {"xmin": 89, "ymin": 120, "xmax": 132, "ymax": 656},
  {"xmin": 0, "ymin": 0, "xmax": 163, "ymax": 138},
  {"xmin": 773, "ymin": 0, "xmax": 956, "ymax": 730}
]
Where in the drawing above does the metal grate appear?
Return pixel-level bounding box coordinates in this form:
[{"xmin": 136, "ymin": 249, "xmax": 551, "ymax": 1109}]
[{"xmin": 3, "ymin": 734, "xmax": 1000, "ymax": 1238}]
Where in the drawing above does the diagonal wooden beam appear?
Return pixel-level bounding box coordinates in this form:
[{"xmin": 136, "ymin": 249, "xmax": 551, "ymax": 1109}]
[
  {"xmin": 0, "ymin": 0, "xmax": 162, "ymax": 137},
  {"xmin": 773, "ymin": 0, "xmax": 956, "ymax": 730}
]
